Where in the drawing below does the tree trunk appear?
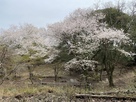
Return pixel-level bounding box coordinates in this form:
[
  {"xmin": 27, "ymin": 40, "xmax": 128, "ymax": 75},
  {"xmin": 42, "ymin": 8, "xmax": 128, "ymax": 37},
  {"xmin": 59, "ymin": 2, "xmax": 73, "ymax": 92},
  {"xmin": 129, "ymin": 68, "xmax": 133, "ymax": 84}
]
[
  {"xmin": 107, "ymin": 66, "xmax": 114, "ymax": 87},
  {"xmin": 55, "ymin": 74, "xmax": 57, "ymax": 82},
  {"xmin": 108, "ymin": 73, "xmax": 114, "ymax": 87},
  {"xmin": 28, "ymin": 66, "xmax": 34, "ymax": 84},
  {"xmin": 99, "ymin": 69, "xmax": 103, "ymax": 81},
  {"xmin": 54, "ymin": 66, "xmax": 58, "ymax": 82}
]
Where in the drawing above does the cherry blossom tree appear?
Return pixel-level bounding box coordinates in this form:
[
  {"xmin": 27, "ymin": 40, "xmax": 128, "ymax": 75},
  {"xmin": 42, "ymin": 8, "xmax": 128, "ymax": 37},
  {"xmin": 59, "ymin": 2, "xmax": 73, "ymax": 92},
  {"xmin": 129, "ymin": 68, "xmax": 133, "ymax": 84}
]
[
  {"xmin": 0, "ymin": 24, "xmax": 59, "ymax": 84},
  {"xmin": 1, "ymin": 24, "xmax": 58, "ymax": 62},
  {"xmin": 65, "ymin": 58, "xmax": 98, "ymax": 87},
  {"xmin": 48, "ymin": 8, "xmax": 130, "ymax": 86}
]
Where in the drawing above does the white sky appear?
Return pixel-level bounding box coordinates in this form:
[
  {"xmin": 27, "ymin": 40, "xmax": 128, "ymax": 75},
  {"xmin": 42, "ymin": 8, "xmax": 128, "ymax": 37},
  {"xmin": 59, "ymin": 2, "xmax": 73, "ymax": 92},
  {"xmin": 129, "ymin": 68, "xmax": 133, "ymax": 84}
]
[{"xmin": 0, "ymin": 0, "xmax": 132, "ymax": 29}]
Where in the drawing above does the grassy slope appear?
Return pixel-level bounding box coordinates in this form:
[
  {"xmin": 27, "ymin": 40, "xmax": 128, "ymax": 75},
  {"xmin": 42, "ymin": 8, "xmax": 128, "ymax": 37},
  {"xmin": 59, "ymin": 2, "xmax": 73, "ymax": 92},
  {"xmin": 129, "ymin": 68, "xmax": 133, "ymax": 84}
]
[{"xmin": 0, "ymin": 64, "xmax": 135, "ymax": 97}]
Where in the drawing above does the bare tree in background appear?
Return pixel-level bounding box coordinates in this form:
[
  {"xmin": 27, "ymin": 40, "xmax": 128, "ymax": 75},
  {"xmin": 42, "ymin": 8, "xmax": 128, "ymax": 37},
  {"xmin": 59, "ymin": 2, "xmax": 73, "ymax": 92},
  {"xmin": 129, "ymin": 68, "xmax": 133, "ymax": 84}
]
[{"xmin": 116, "ymin": 0, "xmax": 126, "ymax": 12}]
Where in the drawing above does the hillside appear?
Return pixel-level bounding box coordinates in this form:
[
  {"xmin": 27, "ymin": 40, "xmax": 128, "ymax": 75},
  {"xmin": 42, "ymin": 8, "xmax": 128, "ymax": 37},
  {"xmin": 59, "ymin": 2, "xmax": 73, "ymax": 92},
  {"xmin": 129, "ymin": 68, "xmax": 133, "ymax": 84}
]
[
  {"xmin": 0, "ymin": 1, "xmax": 136, "ymax": 101},
  {"xmin": 0, "ymin": 64, "xmax": 135, "ymax": 101}
]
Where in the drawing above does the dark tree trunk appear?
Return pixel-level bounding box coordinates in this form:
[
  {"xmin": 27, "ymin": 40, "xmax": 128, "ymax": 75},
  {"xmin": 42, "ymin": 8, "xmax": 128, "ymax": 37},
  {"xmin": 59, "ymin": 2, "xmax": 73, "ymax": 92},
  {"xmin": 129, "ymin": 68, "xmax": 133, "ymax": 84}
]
[
  {"xmin": 99, "ymin": 69, "xmax": 103, "ymax": 81},
  {"xmin": 107, "ymin": 66, "xmax": 114, "ymax": 87},
  {"xmin": 108, "ymin": 72, "xmax": 114, "ymax": 87},
  {"xmin": 55, "ymin": 74, "xmax": 57, "ymax": 82}
]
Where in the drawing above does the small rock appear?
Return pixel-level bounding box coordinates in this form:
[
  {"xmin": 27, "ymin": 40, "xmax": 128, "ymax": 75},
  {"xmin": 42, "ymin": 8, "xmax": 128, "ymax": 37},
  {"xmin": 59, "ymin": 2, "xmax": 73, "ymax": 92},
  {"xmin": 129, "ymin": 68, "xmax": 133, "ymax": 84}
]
[{"xmin": 14, "ymin": 95, "xmax": 23, "ymax": 100}]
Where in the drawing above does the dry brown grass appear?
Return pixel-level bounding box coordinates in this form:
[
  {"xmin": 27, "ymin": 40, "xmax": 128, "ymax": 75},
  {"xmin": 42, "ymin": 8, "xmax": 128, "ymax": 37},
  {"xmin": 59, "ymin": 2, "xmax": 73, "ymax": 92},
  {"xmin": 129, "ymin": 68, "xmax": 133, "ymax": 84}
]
[{"xmin": 0, "ymin": 64, "xmax": 135, "ymax": 97}]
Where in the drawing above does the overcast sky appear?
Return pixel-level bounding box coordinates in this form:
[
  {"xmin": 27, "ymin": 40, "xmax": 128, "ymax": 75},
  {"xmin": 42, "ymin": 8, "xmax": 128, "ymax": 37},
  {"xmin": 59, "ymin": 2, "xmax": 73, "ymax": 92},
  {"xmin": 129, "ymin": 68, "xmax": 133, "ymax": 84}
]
[{"xmin": 0, "ymin": 0, "xmax": 131, "ymax": 29}]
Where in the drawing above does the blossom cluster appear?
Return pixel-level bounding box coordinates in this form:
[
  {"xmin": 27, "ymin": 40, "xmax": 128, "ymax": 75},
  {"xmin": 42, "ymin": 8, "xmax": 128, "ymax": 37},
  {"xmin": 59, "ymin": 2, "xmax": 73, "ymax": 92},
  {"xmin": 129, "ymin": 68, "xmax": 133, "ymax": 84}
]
[
  {"xmin": 48, "ymin": 8, "xmax": 130, "ymax": 57},
  {"xmin": 0, "ymin": 24, "xmax": 58, "ymax": 60},
  {"xmin": 65, "ymin": 58, "xmax": 98, "ymax": 71}
]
